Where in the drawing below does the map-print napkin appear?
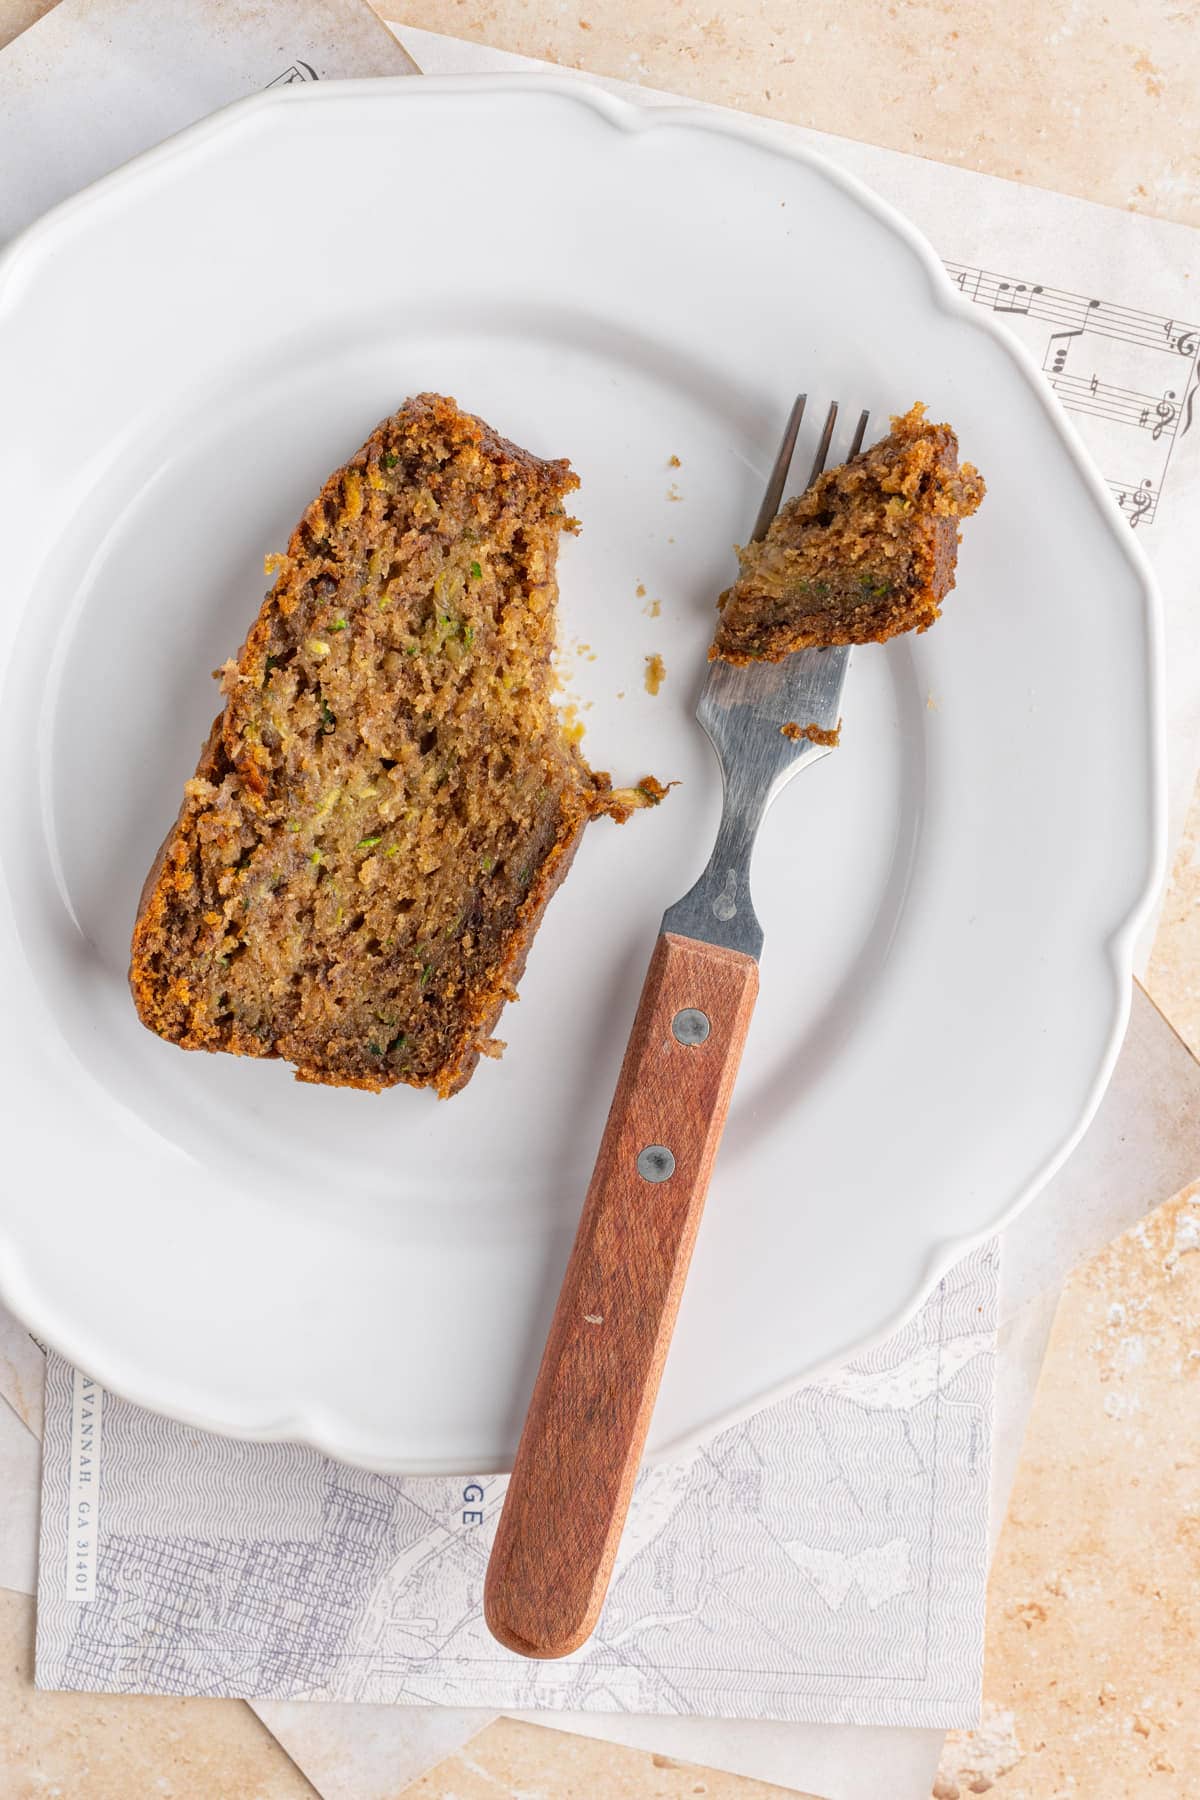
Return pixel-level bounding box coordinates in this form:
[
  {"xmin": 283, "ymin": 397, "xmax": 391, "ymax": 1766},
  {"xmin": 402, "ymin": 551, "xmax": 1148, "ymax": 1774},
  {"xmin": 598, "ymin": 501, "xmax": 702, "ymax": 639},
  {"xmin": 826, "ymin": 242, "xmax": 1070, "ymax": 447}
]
[{"xmin": 35, "ymin": 1243, "xmax": 995, "ymax": 1728}]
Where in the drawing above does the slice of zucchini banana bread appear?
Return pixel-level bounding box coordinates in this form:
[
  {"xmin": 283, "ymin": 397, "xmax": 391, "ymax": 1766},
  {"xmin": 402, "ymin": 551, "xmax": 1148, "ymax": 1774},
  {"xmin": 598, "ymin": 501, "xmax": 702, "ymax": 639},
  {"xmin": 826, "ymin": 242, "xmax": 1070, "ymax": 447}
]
[
  {"xmin": 711, "ymin": 404, "xmax": 985, "ymax": 664},
  {"xmin": 131, "ymin": 394, "xmax": 658, "ymax": 1095}
]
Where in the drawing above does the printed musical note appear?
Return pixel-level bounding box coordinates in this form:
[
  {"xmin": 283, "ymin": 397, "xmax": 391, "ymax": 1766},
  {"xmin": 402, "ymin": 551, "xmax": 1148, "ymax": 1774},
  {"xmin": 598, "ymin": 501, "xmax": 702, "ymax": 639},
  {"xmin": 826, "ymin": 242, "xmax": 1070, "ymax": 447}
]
[
  {"xmin": 992, "ymin": 281, "xmax": 1044, "ymax": 316},
  {"xmin": 1045, "ymin": 328, "xmax": 1082, "ymax": 374}
]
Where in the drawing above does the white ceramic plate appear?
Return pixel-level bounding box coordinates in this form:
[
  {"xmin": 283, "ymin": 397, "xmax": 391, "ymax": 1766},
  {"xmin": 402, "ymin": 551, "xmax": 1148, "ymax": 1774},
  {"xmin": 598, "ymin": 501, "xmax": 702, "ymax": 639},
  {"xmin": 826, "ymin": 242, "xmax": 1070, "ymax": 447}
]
[{"xmin": 0, "ymin": 77, "xmax": 1162, "ymax": 1474}]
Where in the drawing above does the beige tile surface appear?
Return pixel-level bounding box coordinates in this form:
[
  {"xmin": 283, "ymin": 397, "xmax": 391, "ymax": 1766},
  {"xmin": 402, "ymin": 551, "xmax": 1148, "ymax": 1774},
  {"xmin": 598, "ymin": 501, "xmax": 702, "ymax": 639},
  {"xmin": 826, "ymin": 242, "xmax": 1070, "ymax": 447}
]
[
  {"xmin": 398, "ymin": 1716, "xmax": 814, "ymax": 1799},
  {"xmin": 387, "ymin": 0, "xmax": 1200, "ymax": 227},
  {"xmin": 0, "ymin": 1398, "xmax": 39, "ymax": 1597},
  {"xmin": 1147, "ymin": 775, "xmax": 1200, "ymax": 1062},
  {"xmin": 0, "ymin": 1311, "xmax": 45, "ymax": 1440},
  {"xmin": 0, "ymin": 1589, "xmax": 319, "ymax": 1800},
  {"xmin": 936, "ymin": 1182, "xmax": 1200, "ymax": 1797},
  {"xmin": 0, "ymin": 0, "xmax": 51, "ymax": 51},
  {"xmin": 253, "ymin": 1698, "xmax": 494, "ymax": 1800}
]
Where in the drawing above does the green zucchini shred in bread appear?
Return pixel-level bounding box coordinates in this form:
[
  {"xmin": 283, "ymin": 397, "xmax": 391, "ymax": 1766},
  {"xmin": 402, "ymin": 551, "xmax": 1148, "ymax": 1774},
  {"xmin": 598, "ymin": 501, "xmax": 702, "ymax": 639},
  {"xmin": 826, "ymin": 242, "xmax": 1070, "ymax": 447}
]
[
  {"xmin": 710, "ymin": 404, "xmax": 985, "ymax": 664},
  {"xmin": 130, "ymin": 394, "xmax": 665, "ymax": 1096}
]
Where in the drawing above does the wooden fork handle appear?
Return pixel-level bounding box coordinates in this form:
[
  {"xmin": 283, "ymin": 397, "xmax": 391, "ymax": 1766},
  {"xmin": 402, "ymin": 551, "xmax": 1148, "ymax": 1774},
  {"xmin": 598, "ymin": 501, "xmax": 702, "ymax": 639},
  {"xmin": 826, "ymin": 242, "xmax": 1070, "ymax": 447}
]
[{"xmin": 484, "ymin": 930, "xmax": 759, "ymax": 1659}]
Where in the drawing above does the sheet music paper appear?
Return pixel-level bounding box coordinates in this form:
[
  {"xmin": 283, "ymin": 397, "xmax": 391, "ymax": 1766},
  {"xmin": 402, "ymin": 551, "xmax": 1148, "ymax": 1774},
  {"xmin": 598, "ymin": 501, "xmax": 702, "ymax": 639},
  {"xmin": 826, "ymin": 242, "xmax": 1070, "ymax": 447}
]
[{"xmin": 944, "ymin": 264, "xmax": 1196, "ymax": 530}]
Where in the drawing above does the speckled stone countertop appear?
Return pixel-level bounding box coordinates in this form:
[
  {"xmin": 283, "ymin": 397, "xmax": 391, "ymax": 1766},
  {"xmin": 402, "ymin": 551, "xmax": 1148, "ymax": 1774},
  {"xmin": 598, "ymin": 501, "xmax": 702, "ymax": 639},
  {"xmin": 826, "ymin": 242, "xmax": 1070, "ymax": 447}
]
[
  {"xmin": 396, "ymin": 0, "xmax": 1200, "ymax": 229},
  {"xmin": 1, "ymin": 2, "xmax": 1198, "ymax": 1796}
]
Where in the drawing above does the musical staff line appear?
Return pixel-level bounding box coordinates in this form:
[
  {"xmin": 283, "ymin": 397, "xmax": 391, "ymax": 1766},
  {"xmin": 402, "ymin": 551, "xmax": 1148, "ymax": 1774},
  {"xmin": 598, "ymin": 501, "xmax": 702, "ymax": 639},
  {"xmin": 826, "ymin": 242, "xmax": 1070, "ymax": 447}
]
[
  {"xmin": 1044, "ymin": 370, "xmax": 1180, "ymax": 436},
  {"xmin": 944, "ymin": 263, "xmax": 1200, "ymax": 353}
]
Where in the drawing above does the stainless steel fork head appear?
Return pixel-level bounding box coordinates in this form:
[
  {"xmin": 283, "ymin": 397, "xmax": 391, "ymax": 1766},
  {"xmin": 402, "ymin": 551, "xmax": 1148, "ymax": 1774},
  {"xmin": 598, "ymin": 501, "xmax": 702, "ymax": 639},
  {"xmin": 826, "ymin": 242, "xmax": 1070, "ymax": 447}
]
[{"xmin": 660, "ymin": 399, "xmax": 867, "ymax": 961}]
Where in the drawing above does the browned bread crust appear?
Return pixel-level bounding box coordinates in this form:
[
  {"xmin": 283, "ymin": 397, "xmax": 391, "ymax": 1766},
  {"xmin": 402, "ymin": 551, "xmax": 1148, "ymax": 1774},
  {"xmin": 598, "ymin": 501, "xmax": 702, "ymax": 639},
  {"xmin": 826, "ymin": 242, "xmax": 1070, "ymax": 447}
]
[
  {"xmin": 130, "ymin": 394, "xmax": 648, "ymax": 1096},
  {"xmin": 711, "ymin": 404, "xmax": 985, "ymax": 664}
]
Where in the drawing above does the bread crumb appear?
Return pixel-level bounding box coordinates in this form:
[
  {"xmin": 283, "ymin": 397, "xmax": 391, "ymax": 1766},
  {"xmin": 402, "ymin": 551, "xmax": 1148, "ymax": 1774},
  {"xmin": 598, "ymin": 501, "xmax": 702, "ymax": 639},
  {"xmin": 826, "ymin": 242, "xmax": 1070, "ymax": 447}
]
[
  {"xmin": 583, "ymin": 1312, "xmax": 603, "ymax": 1324},
  {"xmin": 782, "ymin": 719, "xmax": 841, "ymax": 746},
  {"xmin": 667, "ymin": 483, "xmax": 683, "ymax": 502},
  {"xmin": 927, "ymin": 693, "xmax": 938, "ymax": 710},
  {"xmin": 636, "ymin": 582, "xmax": 646, "ymax": 598},
  {"xmin": 644, "ymin": 653, "xmax": 666, "ymax": 695},
  {"xmin": 559, "ymin": 702, "xmax": 586, "ymax": 744},
  {"xmin": 668, "ymin": 454, "xmax": 681, "ymax": 468},
  {"xmin": 644, "ymin": 597, "xmax": 662, "ymax": 618},
  {"xmin": 602, "ymin": 775, "xmax": 677, "ymax": 821}
]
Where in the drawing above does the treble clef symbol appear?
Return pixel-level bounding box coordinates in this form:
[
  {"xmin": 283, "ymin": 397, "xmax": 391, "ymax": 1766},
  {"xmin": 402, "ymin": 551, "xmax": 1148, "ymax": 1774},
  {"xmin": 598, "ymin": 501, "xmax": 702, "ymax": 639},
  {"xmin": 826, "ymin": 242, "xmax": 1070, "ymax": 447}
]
[
  {"xmin": 1127, "ymin": 480, "xmax": 1154, "ymax": 528},
  {"xmin": 1151, "ymin": 391, "xmax": 1178, "ymax": 441}
]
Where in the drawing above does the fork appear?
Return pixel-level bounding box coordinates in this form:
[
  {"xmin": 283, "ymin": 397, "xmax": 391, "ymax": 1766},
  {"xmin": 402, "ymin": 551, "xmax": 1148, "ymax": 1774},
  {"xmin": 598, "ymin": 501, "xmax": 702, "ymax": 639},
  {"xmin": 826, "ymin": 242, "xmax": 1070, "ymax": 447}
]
[{"xmin": 484, "ymin": 397, "xmax": 869, "ymax": 1660}]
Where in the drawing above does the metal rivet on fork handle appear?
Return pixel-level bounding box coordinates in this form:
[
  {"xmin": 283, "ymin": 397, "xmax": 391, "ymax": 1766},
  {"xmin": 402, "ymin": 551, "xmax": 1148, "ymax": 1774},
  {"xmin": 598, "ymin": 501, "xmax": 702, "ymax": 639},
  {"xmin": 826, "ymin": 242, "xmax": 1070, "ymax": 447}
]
[
  {"xmin": 636, "ymin": 1145, "xmax": 676, "ymax": 1183},
  {"xmin": 672, "ymin": 1008, "xmax": 711, "ymax": 1046}
]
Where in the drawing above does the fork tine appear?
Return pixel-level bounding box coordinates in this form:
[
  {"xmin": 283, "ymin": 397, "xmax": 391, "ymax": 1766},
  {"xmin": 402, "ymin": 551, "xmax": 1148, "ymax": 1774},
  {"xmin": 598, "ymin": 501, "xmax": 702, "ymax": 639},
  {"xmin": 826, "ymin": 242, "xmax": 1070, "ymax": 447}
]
[
  {"xmin": 750, "ymin": 393, "xmax": 806, "ymax": 543},
  {"xmin": 805, "ymin": 400, "xmax": 839, "ymax": 490},
  {"xmin": 751, "ymin": 396, "xmax": 868, "ymax": 541}
]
